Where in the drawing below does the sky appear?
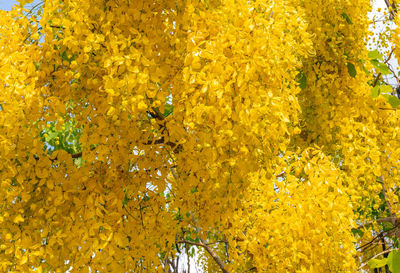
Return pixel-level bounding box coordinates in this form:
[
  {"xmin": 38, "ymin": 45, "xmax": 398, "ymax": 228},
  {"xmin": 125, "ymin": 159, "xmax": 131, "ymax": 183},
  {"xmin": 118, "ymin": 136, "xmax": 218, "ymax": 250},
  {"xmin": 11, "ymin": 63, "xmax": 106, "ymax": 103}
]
[
  {"xmin": 0, "ymin": 0, "xmax": 16, "ymax": 10},
  {"xmin": 0, "ymin": 0, "xmax": 41, "ymax": 11}
]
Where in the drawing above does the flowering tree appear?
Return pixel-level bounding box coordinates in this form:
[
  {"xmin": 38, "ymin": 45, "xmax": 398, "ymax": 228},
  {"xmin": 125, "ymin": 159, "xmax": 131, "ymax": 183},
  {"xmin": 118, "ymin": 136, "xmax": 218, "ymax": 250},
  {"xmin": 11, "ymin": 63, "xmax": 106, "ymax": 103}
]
[{"xmin": 1, "ymin": 0, "xmax": 400, "ymax": 272}]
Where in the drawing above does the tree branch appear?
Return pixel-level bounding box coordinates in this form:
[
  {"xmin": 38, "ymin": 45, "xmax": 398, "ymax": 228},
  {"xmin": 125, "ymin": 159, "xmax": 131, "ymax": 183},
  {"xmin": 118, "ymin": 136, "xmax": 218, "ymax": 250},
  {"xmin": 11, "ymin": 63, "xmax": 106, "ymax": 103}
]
[
  {"xmin": 177, "ymin": 240, "xmax": 205, "ymax": 248},
  {"xmin": 356, "ymin": 223, "xmax": 399, "ymax": 251},
  {"xmin": 358, "ymin": 248, "xmax": 394, "ymax": 270},
  {"xmin": 166, "ymin": 257, "xmax": 177, "ymax": 273},
  {"xmin": 198, "ymin": 237, "xmax": 229, "ymax": 273},
  {"xmin": 384, "ymin": 0, "xmax": 397, "ymax": 20},
  {"xmin": 177, "ymin": 239, "xmax": 229, "ymax": 273},
  {"xmin": 372, "ymin": 48, "xmax": 395, "ymax": 88}
]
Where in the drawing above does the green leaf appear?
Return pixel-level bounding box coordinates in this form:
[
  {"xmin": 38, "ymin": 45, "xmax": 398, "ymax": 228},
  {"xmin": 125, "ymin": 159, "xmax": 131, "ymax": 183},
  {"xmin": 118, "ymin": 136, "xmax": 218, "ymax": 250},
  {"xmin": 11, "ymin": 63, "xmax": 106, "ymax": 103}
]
[
  {"xmin": 33, "ymin": 62, "xmax": 41, "ymax": 71},
  {"xmin": 371, "ymin": 86, "xmax": 380, "ymax": 98},
  {"xmin": 371, "ymin": 59, "xmax": 380, "ymax": 68},
  {"xmin": 61, "ymin": 51, "xmax": 69, "ymax": 61},
  {"xmin": 190, "ymin": 187, "xmax": 198, "ymax": 194},
  {"xmin": 371, "ymin": 59, "xmax": 391, "ymax": 75},
  {"xmin": 61, "ymin": 51, "xmax": 76, "ymax": 64},
  {"xmin": 163, "ymin": 104, "xmax": 174, "ymax": 117},
  {"xmin": 368, "ymin": 258, "xmax": 388, "ymax": 269},
  {"xmin": 361, "ymin": 63, "xmax": 370, "ymax": 75},
  {"xmin": 392, "ymin": 250, "xmax": 400, "ymax": 273},
  {"xmin": 341, "ymin": 12, "xmax": 353, "ymax": 24},
  {"xmin": 45, "ymin": 131, "xmax": 57, "ymax": 142},
  {"xmin": 347, "ymin": 63, "xmax": 357, "ymax": 78},
  {"xmin": 351, "ymin": 228, "xmax": 364, "ymax": 237},
  {"xmin": 388, "ymin": 251, "xmax": 394, "ymax": 271},
  {"xmin": 297, "ymin": 71, "xmax": 307, "ymax": 90},
  {"xmin": 382, "ymin": 221, "xmax": 395, "ymax": 231},
  {"xmin": 380, "ymin": 85, "xmax": 393, "ymax": 94},
  {"xmin": 377, "ymin": 63, "xmax": 391, "ymax": 75},
  {"xmin": 74, "ymin": 157, "xmax": 83, "ymax": 167},
  {"xmin": 368, "ymin": 50, "xmax": 383, "ymax": 60},
  {"xmin": 122, "ymin": 190, "xmax": 130, "ymax": 207},
  {"xmin": 143, "ymin": 195, "xmax": 150, "ymax": 201},
  {"xmin": 383, "ymin": 94, "xmax": 400, "ymax": 108}
]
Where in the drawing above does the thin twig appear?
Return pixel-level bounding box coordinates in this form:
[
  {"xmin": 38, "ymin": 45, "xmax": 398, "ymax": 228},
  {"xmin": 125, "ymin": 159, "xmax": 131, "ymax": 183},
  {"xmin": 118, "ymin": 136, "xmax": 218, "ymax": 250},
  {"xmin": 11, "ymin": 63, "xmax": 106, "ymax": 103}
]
[
  {"xmin": 198, "ymin": 237, "xmax": 229, "ymax": 273},
  {"xmin": 387, "ymin": 63, "xmax": 400, "ymax": 84},
  {"xmin": 240, "ymin": 267, "xmax": 257, "ymax": 273},
  {"xmin": 383, "ymin": 49, "xmax": 394, "ymax": 66},
  {"xmin": 372, "ymin": 48, "xmax": 395, "ymax": 88},
  {"xmin": 384, "ymin": 0, "xmax": 397, "ymax": 20},
  {"xmin": 177, "ymin": 240, "xmax": 205, "ymax": 248},
  {"xmin": 186, "ymin": 243, "xmax": 190, "ymax": 273},
  {"xmin": 186, "ymin": 217, "xmax": 231, "ymax": 273},
  {"xmin": 356, "ymin": 223, "xmax": 399, "ymax": 251},
  {"xmin": 178, "ymin": 239, "xmax": 229, "ymax": 273},
  {"xmin": 358, "ymin": 248, "xmax": 394, "ymax": 270},
  {"xmin": 177, "ymin": 238, "xmax": 229, "ymax": 273}
]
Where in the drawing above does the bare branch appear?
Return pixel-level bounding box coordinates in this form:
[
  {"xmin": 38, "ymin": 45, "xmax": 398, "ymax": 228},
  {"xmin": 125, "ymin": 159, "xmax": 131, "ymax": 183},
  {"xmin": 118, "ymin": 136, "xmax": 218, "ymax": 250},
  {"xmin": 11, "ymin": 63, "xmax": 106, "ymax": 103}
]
[
  {"xmin": 384, "ymin": 0, "xmax": 397, "ymax": 20},
  {"xmin": 198, "ymin": 237, "xmax": 229, "ymax": 273},
  {"xmin": 177, "ymin": 239, "xmax": 229, "ymax": 273}
]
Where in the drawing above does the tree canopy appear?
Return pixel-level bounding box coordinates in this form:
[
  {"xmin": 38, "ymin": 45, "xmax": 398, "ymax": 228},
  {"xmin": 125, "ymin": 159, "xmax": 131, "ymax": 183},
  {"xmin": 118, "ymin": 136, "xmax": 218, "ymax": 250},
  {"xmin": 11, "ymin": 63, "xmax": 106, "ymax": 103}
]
[{"xmin": 2, "ymin": 0, "xmax": 400, "ymax": 272}]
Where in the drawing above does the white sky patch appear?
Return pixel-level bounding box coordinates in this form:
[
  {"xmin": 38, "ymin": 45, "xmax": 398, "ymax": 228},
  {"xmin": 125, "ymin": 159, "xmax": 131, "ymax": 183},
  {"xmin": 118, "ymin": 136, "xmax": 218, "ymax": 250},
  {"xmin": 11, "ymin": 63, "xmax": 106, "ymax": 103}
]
[{"xmin": 369, "ymin": 0, "xmax": 399, "ymax": 86}]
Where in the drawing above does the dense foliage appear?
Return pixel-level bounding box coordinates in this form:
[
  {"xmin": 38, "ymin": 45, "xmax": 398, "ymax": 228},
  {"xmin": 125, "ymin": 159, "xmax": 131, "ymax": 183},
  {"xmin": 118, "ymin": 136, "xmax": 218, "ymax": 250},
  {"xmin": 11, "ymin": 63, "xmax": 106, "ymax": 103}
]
[{"xmin": 2, "ymin": 0, "xmax": 400, "ymax": 272}]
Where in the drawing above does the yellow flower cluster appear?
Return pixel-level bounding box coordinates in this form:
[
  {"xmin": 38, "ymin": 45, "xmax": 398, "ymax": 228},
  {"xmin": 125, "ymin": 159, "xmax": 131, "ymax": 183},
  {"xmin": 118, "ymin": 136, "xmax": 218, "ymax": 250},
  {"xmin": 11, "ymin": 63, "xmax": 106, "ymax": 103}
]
[{"xmin": 1, "ymin": 0, "xmax": 400, "ymax": 272}]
